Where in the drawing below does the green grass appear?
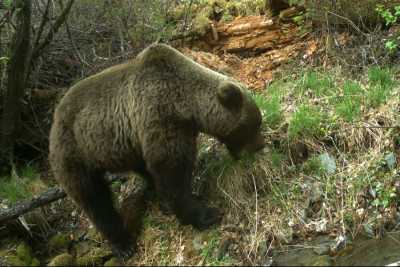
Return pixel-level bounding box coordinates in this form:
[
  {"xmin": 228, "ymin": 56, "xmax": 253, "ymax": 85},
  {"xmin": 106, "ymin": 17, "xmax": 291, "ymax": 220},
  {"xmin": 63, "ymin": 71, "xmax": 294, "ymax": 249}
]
[
  {"xmin": 334, "ymin": 80, "xmax": 363, "ymax": 122},
  {"xmin": 199, "ymin": 230, "xmax": 236, "ymax": 266},
  {"xmin": 297, "ymin": 71, "xmax": 334, "ymax": 97},
  {"xmin": 302, "ymin": 155, "xmax": 324, "ymax": 176},
  {"xmin": 368, "ymin": 67, "xmax": 394, "ymax": 88},
  {"xmin": 270, "ymin": 149, "xmax": 286, "ymax": 169},
  {"xmin": 0, "ymin": 178, "xmax": 32, "ymax": 204},
  {"xmin": 252, "ymin": 92, "xmax": 283, "ymax": 129},
  {"xmin": 0, "ymin": 165, "xmax": 40, "ymax": 204},
  {"xmin": 366, "ymin": 67, "xmax": 395, "ymax": 108},
  {"xmin": 366, "ymin": 85, "xmax": 392, "ymax": 108},
  {"xmin": 288, "ymin": 105, "xmax": 325, "ymax": 140}
]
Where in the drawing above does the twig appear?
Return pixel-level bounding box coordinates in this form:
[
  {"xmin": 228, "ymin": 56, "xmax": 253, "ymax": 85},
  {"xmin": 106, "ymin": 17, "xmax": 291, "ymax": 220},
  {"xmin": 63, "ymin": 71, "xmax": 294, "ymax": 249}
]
[
  {"xmin": 247, "ymin": 173, "xmax": 259, "ymax": 262},
  {"xmin": 327, "ymin": 11, "xmax": 369, "ymax": 38},
  {"xmin": 32, "ymin": 0, "xmax": 75, "ymax": 61}
]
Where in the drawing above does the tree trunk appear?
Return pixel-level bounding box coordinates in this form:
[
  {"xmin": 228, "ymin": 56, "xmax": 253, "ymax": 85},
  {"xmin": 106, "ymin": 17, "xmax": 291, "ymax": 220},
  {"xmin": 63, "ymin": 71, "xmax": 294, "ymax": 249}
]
[{"xmin": 0, "ymin": 0, "xmax": 32, "ymax": 164}]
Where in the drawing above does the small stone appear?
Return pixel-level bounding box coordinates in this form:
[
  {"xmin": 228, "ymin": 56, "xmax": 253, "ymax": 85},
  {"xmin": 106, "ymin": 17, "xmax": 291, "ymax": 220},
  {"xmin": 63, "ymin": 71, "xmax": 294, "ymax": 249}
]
[
  {"xmin": 385, "ymin": 152, "xmax": 397, "ymax": 170},
  {"xmin": 318, "ymin": 153, "xmax": 336, "ymax": 175},
  {"xmin": 330, "ymin": 235, "xmax": 353, "ymax": 256},
  {"xmin": 48, "ymin": 253, "xmax": 75, "ymax": 266}
]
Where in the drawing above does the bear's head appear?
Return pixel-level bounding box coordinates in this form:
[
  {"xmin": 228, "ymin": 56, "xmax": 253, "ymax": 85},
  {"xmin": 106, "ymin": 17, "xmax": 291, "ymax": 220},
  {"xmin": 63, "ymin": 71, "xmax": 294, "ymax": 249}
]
[{"xmin": 217, "ymin": 81, "xmax": 265, "ymax": 159}]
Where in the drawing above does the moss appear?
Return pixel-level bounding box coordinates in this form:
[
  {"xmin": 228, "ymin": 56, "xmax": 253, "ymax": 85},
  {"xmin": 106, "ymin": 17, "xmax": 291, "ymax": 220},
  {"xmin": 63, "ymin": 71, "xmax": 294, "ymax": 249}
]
[
  {"xmin": 76, "ymin": 247, "xmax": 112, "ymax": 267},
  {"xmin": 16, "ymin": 242, "xmax": 34, "ymax": 264},
  {"xmin": 48, "ymin": 253, "xmax": 75, "ymax": 266},
  {"xmin": 7, "ymin": 256, "xmax": 26, "ymax": 266},
  {"xmin": 48, "ymin": 233, "xmax": 71, "ymax": 253},
  {"xmin": 31, "ymin": 258, "xmax": 40, "ymax": 266},
  {"xmin": 104, "ymin": 257, "xmax": 122, "ymax": 266},
  {"xmin": 193, "ymin": 10, "xmax": 212, "ymax": 36}
]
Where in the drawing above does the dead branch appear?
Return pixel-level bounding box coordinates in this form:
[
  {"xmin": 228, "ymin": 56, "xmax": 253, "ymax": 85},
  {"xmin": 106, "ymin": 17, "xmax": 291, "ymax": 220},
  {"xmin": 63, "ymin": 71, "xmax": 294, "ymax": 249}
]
[{"xmin": 0, "ymin": 174, "xmax": 139, "ymax": 224}]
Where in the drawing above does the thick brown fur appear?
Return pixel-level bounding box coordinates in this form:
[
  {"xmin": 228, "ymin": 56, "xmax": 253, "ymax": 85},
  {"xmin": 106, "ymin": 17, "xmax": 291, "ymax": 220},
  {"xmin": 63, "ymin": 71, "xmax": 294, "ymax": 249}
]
[{"xmin": 49, "ymin": 43, "xmax": 264, "ymax": 259}]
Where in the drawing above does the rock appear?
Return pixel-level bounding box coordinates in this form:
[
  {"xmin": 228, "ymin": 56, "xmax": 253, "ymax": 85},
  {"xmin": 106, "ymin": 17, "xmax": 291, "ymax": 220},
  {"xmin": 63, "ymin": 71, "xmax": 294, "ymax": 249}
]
[
  {"xmin": 48, "ymin": 253, "xmax": 75, "ymax": 266},
  {"xmin": 384, "ymin": 152, "xmax": 397, "ymax": 170},
  {"xmin": 48, "ymin": 233, "xmax": 71, "ymax": 253},
  {"xmin": 104, "ymin": 257, "xmax": 122, "ymax": 266},
  {"xmin": 330, "ymin": 235, "xmax": 353, "ymax": 256},
  {"xmin": 318, "ymin": 152, "xmax": 336, "ymax": 175}
]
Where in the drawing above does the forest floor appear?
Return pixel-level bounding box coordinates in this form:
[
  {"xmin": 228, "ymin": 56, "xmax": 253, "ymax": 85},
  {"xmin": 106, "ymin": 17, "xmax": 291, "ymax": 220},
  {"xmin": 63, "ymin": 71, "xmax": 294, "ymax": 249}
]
[{"xmin": 1, "ymin": 13, "xmax": 400, "ymax": 267}]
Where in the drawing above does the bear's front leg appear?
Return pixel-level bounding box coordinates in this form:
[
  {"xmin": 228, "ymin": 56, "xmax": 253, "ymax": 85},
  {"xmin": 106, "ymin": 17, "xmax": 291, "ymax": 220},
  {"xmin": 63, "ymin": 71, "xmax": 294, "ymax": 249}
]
[{"xmin": 144, "ymin": 134, "xmax": 223, "ymax": 229}]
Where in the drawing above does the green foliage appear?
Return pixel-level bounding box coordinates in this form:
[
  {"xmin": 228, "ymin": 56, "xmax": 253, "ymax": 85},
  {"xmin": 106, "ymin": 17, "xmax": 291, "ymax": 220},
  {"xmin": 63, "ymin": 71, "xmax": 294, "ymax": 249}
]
[
  {"xmin": 334, "ymin": 80, "xmax": 362, "ymax": 122},
  {"xmin": 335, "ymin": 99, "xmax": 361, "ymax": 122},
  {"xmin": 376, "ymin": 4, "xmax": 400, "ymax": 53},
  {"xmin": 288, "ymin": 105, "xmax": 325, "ymax": 140},
  {"xmin": 297, "ymin": 71, "xmax": 334, "ymax": 97},
  {"xmin": 0, "ymin": 165, "xmax": 40, "ymax": 204},
  {"xmin": 199, "ymin": 230, "xmax": 236, "ymax": 266},
  {"xmin": 270, "ymin": 150, "xmax": 286, "ymax": 169},
  {"xmin": 366, "ymin": 67, "xmax": 395, "ymax": 107},
  {"xmin": 371, "ymin": 181, "xmax": 397, "ymax": 208},
  {"xmin": 302, "ymin": 155, "xmax": 324, "ymax": 176},
  {"xmin": 368, "ymin": 66, "xmax": 394, "ymax": 88},
  {"xmin": 252, "ymin": 92, "xmax": 283, "ymax": 129},
  {"xmin": 193, "ymin": 9, "xmax": 212, "ymax": 35},
  {"xmin": 0, "ymin": 57, "xmax": 9, "ymax": 64},
  {"xmin": 225, "ymin": 0, "xmax": 266, "ymax": 16},
  {"xmin": 0, "ymin": 177, "xmax": 32, "ymax": 204},
  {"xmin": 3, "ymin": 0, "xmax": 12, "ymax": 9}
]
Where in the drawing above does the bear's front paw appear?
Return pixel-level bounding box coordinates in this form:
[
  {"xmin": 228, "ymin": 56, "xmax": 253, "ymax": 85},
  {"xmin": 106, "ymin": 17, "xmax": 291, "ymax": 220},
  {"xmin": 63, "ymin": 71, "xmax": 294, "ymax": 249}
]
[
  {"xmin": 111, "ymin": 242, "xmax": 135, "ymax": 261},
  {"xmin": 193, "ymin": 207, "xmax": 223, "ymax": 230}
]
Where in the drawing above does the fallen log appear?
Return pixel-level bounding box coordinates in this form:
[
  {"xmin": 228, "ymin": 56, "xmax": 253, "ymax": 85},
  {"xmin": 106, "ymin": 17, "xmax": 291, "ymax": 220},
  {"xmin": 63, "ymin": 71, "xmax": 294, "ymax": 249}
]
[{"xmin": 0, "ymin": 174, "xmax": 142, "ymax": 224}]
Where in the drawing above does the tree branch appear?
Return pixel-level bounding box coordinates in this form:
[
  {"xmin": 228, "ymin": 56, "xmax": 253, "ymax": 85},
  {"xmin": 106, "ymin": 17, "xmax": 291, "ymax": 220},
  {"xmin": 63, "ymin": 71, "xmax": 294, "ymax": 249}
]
[
  {"xmin": 0, "ymin": 174, "xmax": 141, "ymax": 224},
  {"xmin": 32, "ymin": 0, "xmax": 75, "ymax": 61}
]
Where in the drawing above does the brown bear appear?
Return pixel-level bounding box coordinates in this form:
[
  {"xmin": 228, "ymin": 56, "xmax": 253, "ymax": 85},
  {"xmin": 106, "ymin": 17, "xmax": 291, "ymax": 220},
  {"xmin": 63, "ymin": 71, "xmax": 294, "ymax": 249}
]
[{"xmin": 49, "ymin": 43, "xmax": 265, "ymax": 259}]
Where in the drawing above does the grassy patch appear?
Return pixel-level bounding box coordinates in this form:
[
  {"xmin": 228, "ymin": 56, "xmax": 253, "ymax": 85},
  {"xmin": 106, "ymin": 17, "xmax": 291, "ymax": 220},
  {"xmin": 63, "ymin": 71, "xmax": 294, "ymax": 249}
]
[
  {"xmin": 366, "ymin": 67, "xmax": 395, "ymax": 108},
  {"xmin": 252, "ymin": 92, "xmax": 283, "ymax": 129},
  {"xmin": 334, "ymin": 80, "xmax": 363, "ymax": 122},
  {"xmin": 0, "ymin": 164, "xmax": 41, "ymax": 204},
  {"xmin": 199, "ymin": 230, "xmax": 236, "ymax": 266},
  {"xmin": 297, "ymin": 70, "xmax": 334, "ymax": 97},
  {"xmin": 288, "ymin": 105, "xmax": 325, "ymax": 140}
]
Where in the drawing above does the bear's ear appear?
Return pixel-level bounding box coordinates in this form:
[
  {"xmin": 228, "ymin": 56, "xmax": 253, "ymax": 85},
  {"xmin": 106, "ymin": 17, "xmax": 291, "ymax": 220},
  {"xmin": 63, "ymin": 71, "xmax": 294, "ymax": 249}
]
[{"xmin": 217, "ymin": 82, "xmax": 243, "ymax": 110}]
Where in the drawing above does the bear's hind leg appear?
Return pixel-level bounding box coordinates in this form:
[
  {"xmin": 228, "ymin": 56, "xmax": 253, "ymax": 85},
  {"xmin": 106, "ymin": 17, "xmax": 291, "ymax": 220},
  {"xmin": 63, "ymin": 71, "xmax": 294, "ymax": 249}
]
[
  {"xmin": 145, "ymin": 148, "xmax": 222, "ymax": 230},
  {"xmin": 56, "ymin": 161, "xmax": 134, "ymax": 259},
  {"xmin": 119, "ymin": 177, "xmax": 149, "ymax": 244}
]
